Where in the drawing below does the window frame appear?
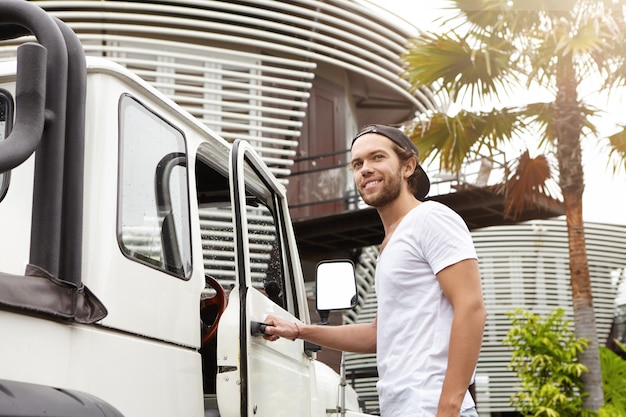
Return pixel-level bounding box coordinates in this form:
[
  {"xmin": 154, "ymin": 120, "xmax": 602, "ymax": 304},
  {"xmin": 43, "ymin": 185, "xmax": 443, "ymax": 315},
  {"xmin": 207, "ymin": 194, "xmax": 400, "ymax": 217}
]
[{"xmin": 116, "ymin": 93, "xmax": 193, "ymax": 280}]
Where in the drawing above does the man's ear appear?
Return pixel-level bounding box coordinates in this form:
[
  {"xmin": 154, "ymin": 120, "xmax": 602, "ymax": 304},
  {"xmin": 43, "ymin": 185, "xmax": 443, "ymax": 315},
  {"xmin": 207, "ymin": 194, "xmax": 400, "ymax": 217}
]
[{"xmin": 404, "ymin": 157, "xmax": 417, "ymax": 179}]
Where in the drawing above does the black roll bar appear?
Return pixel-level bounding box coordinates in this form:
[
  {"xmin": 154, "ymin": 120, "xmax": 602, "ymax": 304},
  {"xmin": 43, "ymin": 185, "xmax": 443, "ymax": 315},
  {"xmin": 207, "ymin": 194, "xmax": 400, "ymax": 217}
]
[
  {"xmin": 0, "ymin": 0, "xmax": 69, "ymax": 280},
  {"xmin": 0, "ymin": 1, "xmax": 105, "ymax": 323},
  {"xmin": 56, "ymin": 17, "xmax": 87, "ymax": 285},
  {"xmin": 0, "ymin": 42, "xmax": 47, "ymax": 171}
]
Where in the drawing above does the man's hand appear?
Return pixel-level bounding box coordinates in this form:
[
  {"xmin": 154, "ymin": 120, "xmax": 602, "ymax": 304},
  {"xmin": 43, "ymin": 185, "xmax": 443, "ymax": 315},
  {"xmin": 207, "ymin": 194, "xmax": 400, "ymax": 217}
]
[{"xmin": 262, "ymin": 314, "xmax": 300, "ymax": 341}]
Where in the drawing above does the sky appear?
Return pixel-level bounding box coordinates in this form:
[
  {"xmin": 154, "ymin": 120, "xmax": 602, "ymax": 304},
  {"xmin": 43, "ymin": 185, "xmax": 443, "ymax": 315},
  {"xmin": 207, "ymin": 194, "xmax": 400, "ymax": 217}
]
[{"xmin": 366, "ymin": 0, "xmax": 626, "ymax": 227}]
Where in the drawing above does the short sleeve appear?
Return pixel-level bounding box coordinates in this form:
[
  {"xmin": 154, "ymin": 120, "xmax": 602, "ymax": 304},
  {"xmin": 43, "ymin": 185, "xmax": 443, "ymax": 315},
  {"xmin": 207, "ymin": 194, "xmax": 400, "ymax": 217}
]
[{"xmin": 420, "ymin": 203, "xmax": 477, "ymax": 275}]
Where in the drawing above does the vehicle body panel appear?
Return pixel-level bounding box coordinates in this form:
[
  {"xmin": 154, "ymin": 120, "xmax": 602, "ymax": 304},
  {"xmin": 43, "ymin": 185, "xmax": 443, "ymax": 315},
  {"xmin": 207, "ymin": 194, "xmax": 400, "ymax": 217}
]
[{"xmin": 0, "ymin": 7, "xmax": 369, "ymax": 412}]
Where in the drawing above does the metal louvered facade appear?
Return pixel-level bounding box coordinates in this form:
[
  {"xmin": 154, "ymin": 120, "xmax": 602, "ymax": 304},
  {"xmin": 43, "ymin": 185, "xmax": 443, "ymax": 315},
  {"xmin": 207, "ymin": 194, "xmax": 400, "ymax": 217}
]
[
  {"xmin": 0, "ymin": 0, "xmax": 434, "ymax": 180},
  {"xmin": 344, "ymin": 219, "xmax": 626, "ymax": 416}
]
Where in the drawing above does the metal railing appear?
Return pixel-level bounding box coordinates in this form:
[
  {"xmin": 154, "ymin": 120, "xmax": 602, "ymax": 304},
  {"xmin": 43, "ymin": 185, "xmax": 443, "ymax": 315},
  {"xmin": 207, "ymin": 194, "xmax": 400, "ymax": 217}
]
[{"xmin": 288, "ymin": 148, "xmax": 508, "ymax": 216}]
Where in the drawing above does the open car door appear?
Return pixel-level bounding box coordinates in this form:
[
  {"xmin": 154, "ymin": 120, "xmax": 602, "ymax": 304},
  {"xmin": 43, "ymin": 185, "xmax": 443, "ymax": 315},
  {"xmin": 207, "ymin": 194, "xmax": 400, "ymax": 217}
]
[{"xmin": 216, "ymin": 139, "xmax": 312, "ymax": 417}]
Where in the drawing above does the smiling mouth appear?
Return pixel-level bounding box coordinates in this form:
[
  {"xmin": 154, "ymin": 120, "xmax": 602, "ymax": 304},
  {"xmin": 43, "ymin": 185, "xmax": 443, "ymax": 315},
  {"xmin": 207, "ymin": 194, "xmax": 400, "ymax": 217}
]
[{"xmin": 363, "ymin": 180, "xmax": 381, "ymax": 189}]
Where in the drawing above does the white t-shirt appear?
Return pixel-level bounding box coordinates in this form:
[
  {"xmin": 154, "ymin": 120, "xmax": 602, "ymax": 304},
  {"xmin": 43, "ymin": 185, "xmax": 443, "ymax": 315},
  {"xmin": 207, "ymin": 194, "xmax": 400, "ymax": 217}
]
[{"xmin": 375, "ymin": 201, "xmax": 477, "ymax": 416}]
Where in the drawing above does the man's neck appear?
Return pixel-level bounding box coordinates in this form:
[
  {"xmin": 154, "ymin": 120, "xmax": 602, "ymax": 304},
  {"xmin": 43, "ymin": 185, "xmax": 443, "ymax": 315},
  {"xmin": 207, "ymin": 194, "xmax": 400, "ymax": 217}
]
[{"xmin": 376, "ymin": 192, "xmax": 421, "ymax": 237}]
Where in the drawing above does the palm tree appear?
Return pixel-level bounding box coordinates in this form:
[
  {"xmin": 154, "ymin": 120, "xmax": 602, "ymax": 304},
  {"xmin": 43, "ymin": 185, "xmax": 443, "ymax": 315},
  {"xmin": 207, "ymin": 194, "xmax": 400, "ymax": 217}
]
[{"xmin": 401, "ymin": 0, "xmax": 626, "ymax": 411}]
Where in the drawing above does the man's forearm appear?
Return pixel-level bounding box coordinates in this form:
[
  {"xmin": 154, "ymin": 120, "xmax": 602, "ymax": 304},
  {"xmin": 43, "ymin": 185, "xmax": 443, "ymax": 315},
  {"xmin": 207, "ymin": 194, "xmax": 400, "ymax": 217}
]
[
  {"xmin": 298, "ymin": 321, "xmax": 377, "ymax": 354},
  {"xmin": 264, "ymin": 314, "xmax": 377, "ymax": 354},
  {"xmin": 437, "ymin": 304, "xmax": 486, "ymax": 415}
]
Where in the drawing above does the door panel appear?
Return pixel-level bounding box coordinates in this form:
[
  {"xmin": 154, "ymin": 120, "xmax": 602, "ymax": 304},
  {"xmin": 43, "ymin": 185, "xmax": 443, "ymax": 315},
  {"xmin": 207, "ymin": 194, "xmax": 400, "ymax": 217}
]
[
  {"xmin": 246, "ymin": 288, "xmax": 310, "ymax": 417},
  {"xmin": 217, "ymin": 139, "xmax": 311, "ymax": 417}
]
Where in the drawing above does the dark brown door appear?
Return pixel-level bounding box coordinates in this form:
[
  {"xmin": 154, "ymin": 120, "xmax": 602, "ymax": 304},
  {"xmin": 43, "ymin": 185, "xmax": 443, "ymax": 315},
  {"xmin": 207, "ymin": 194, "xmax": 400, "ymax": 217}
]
[{"xmin": 288, "ymin": 77, "xmax": 347, "ymax": 220}]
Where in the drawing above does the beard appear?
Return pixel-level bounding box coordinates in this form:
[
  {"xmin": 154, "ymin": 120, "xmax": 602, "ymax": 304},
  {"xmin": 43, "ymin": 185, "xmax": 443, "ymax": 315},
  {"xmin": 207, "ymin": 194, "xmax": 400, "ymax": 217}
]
[{"xmin": 359, "ymin": 170, "xmax": 403, "ymax": 208}]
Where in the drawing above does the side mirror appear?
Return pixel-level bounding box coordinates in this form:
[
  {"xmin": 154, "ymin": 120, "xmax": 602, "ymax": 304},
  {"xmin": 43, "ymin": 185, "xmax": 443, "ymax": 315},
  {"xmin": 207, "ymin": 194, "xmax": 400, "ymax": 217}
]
[{"xmin": 315, "ymin": 260, "xmax": 357, "ymax": 315}]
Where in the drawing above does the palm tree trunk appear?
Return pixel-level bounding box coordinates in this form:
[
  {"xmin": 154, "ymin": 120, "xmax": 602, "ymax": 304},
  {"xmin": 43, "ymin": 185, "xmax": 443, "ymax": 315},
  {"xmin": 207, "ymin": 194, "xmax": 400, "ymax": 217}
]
[
  {"xmin": 563, "ymin": 192, "xmax": 604, "ymax": 409},
  {"xmin": 556, "ymin": 53, "xmax": 604, "ymax": 411}
]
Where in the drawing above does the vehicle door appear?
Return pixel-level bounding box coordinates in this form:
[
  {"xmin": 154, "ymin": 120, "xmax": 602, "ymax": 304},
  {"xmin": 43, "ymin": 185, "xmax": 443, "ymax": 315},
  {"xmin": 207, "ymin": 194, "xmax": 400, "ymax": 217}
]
[{"xmin": 216, "ymin": 139, "xmax": 311, "ymax": 417}]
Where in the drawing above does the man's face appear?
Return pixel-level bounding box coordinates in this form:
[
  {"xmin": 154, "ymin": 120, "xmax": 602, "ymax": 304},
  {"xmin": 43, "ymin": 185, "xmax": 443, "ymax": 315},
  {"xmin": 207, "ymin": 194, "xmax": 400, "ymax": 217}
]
[{"xmin": 350, "ymin": 133, "xmax": 404, "ymax": 208}]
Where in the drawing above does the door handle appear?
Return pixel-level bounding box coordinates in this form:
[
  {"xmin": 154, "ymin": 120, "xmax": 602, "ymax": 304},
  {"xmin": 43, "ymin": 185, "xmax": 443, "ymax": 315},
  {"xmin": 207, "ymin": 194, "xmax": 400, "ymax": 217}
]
[{"xmin": 250, "ymin": 321, "xmax": 272, "ymax": 337}]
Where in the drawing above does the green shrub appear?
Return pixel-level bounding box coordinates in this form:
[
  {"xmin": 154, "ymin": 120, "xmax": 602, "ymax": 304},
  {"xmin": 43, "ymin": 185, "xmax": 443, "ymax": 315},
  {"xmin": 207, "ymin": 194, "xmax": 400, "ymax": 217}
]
[
  {"xmin": 504, "ymin": 308, "xmax": 590, "ymax": 416},
  {"xmin": 599, "ymin": 341, "xmax": 626, "ymax": 416}
]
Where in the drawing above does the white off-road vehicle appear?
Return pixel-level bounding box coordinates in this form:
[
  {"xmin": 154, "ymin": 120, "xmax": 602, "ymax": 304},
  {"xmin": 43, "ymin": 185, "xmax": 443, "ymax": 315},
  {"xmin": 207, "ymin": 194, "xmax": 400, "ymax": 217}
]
[{"xmin": 0, "ymin": 1, "xmax": 367, "ymax": 416}]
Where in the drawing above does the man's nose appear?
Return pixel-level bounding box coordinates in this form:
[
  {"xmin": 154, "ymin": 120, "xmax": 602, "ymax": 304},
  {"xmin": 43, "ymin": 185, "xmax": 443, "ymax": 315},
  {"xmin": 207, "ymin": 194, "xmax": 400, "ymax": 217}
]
[{"xmin": 360, "ymin": 160, "xmax": 374, "ymax": 174}]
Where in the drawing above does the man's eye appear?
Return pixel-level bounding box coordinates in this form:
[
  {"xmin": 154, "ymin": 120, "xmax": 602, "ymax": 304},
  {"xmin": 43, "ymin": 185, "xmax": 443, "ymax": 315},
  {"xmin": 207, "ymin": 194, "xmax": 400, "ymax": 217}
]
[
  {"xmin": 374, "ymin": 154, "xmax": 384, "ymax": 160},
  {"xmin": 352, "ymin": 161, "xmax": 363, "ymax": 169}
]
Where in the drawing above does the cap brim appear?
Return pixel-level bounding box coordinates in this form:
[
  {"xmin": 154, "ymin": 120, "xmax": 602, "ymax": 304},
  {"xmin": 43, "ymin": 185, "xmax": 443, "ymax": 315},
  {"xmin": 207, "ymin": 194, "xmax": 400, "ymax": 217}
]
[{"xmin": 415, "ymin": 164, "xmax": 430, "ymax": 200}]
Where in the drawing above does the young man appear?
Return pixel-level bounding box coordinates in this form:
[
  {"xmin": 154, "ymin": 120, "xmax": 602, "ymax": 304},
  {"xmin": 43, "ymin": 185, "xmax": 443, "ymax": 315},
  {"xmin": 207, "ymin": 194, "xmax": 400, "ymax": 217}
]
[{"xmin": 264, "ymin": 124, "xmax": 486, "ymax": 417}]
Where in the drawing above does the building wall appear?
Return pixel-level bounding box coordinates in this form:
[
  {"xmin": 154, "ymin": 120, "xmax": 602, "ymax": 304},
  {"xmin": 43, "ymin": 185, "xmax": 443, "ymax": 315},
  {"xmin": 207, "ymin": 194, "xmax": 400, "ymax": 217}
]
[{"xmin": 0, "ymin": 0, "xmax": 433, "ymax": 190}]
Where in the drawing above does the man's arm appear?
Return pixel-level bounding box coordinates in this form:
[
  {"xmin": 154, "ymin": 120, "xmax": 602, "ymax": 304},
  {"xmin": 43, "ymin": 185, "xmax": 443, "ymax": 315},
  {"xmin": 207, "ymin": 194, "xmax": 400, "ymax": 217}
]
[
  {"xmin": 263, "ymin": 314, "xmax": 377, "ymax": 354},
  {"xmin": 436, "ymin": 258, "xmax": 486, "ymax": 417}
]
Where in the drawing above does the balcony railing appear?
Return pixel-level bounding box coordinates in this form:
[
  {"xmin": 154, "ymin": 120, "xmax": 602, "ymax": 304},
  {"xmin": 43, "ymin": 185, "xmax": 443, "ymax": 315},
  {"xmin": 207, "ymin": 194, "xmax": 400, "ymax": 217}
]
[{"xmin": 288, "ymin": 148, "xmax": 508, "ymax": 220}]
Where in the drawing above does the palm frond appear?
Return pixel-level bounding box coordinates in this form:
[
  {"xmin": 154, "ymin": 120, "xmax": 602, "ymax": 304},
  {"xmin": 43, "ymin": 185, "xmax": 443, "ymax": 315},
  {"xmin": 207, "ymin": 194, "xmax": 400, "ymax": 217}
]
[
  {"xmin": 494, "ymin": 150, "xmax": 561, "ymax": 220},
  {"xmin": 402, "ymin": 31, "xmax": 516, "ymax": 103},
  {"xmin": 525, "ymin": 102, "xmax": 558, "ymax": 146},
  {"xmin": 451, "ymin": 0, "xmax": 576, "ymax": 37},
  {"xmin": 407, "ymin": 107, "xmax": 525, "ymax": 173},
  {"xmin": 597, "ymin": 8, "xmax": 626, "ymax": 90},
  {"xmin": 524, "ymin": 101, "xmax": 598, "ymax": 147},
  {"xmin": 564, "ymin": 5, "xmax": 622, "ymax": 84},
  {"xmin": 407, "ymin": 113, "xmax": 473, "ymax": 174},
  {"xmin": 607, "ymin": 127, "xmax": 626, "ymax": 174},
  {"xmin": 567, "ymin": 19, "xmax": 608, "ymax": 57}
]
